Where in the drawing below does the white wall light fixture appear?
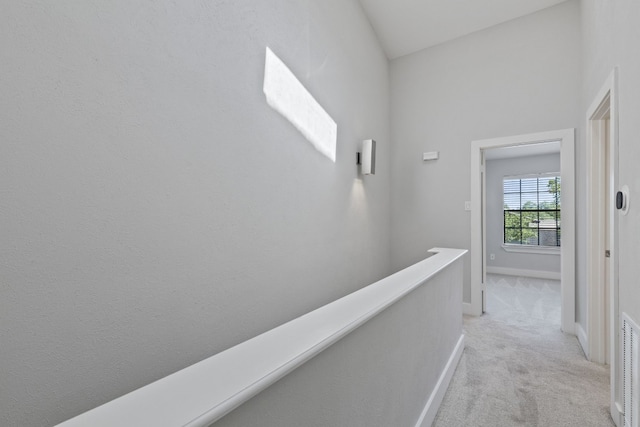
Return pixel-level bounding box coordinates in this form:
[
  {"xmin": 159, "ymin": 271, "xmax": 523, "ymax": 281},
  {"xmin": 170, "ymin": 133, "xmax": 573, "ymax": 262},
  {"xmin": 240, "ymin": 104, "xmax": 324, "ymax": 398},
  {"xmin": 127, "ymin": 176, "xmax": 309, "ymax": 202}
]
[{"xmin": 357, "ymin": 139, "xmax": 376, "ymax": 175}]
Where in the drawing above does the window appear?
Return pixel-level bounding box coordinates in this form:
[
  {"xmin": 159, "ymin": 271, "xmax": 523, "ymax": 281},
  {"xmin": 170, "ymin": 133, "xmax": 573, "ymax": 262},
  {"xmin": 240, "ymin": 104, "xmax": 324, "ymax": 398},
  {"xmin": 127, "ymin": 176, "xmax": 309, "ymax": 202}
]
[{"xmin": 503, "ymin": 174, "xmax": 561, "ymax": 247}]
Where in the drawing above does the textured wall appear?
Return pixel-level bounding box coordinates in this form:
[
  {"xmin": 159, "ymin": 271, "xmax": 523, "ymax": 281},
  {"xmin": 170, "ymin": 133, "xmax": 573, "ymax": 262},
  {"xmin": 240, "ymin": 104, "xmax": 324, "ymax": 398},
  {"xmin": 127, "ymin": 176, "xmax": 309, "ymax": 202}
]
[
  {"xmin": 580, "ymin": 0, "xmax": 640, "ymax": 328},
  {"xmin": 0, "ymin": 1, "xmax": 391, "ymax": 425},
  {"xmin": 389, "ymin": 0, "xmax": 582, "ymax": 302},
  {"xmin": 486, "ymin": 153, "xmax": 561, "ymax": 273}
]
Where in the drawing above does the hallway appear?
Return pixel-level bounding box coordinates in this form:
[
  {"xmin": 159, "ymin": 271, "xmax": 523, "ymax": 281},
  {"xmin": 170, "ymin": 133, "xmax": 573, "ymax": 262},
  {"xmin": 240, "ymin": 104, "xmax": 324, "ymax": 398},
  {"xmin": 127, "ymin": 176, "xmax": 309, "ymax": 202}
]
[{"xmin": 433, "ymin": 274, "xmax": 613, "ymax": 426}]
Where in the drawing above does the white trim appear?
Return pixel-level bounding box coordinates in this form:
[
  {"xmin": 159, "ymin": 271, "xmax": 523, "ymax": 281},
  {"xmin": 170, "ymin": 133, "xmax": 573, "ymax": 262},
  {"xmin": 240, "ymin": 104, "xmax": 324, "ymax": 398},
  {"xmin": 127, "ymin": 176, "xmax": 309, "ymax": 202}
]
[
  {"xmin": 586, "ymin": 73, "xmax": 613, "ymax": 364},
  {"xmin": 415, "ymin": 334, "xmax": 465, "ymax": 427},
  {"xmin": 586, "ymin": 69, "xmax": 620, "ymax": 425},
  {"xmin": 576, "ymin": 322, "xmax": 589, "ymax": 359},
  {"xmin": 486, "ymin": 266, "xmax": 561, "ymax": 281},
  {"xmin": 613, "ymin": 401, "xmax": 624, "ymax": 427},
  {"xmin": 471, "ymin": 129, "xmax": 576, "ymax": 335},
  {"xmin": 55, "ymin": 248, "xmax": 467, "ymax": 427},
  {"xmin": 470, "ymin": 144, "xmax": 484, "ymax": 316},
  {"xmin": 560, "ymin": 130, "xmax": 576, "ymax": 336},
  {"xmin": 463, "ymin": 302, "xmax": 474, "ymax": 315},
  {"xmin": 501, "ymin": 244, "xmax": 560, "ymax": 255}
]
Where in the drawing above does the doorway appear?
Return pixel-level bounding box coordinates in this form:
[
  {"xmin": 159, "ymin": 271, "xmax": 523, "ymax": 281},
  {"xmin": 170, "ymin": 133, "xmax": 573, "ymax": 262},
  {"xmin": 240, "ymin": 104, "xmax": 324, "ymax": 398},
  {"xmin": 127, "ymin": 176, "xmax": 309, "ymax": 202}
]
[
  {"xmin": 483, "ymin": 143, "xmax": 562, "ymax": 326},
  {"xmin": 586, "ymin": 69, "xmax": 620, "ymax": 425},
  {"xmin": 469, "ymin": 129, "xmax": 576, "ymax": 335}
]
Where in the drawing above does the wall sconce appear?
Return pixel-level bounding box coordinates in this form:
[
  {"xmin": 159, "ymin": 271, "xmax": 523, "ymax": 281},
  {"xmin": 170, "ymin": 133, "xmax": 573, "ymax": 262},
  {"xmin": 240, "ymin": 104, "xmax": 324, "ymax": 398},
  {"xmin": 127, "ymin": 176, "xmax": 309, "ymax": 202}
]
[{"xmin": 357, "ymin": 139, "xmax": 376, "ymax": 175}]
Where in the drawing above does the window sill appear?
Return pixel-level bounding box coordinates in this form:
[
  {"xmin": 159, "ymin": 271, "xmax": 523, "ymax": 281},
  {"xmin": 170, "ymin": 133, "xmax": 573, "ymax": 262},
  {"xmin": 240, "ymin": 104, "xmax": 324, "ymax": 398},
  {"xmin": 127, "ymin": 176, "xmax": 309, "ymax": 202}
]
[{"xmin": 501, "ymin": 244, "xmax": 560, "ymax": 255}]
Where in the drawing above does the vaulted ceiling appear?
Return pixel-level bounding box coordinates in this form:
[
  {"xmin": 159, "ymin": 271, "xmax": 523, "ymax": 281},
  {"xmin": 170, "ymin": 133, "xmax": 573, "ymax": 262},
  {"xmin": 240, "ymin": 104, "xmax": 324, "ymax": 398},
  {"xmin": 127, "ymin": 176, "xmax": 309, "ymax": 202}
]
[{"xmin": 358, "ymin": 0, "xmax": 569, "ymax": 59}]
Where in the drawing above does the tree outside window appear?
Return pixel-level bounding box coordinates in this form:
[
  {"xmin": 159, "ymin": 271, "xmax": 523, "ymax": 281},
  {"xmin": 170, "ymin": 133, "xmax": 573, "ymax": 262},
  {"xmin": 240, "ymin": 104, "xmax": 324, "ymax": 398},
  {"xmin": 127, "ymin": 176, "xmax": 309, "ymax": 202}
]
[{"xmin": 503, "ymin": 176, "xmax": 561, "ymax": 247}]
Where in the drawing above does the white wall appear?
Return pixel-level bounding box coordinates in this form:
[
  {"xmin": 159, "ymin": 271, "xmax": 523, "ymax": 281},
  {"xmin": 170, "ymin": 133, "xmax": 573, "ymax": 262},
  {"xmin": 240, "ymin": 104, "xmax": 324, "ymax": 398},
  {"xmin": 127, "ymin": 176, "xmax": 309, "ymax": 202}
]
[
  {"xmin": 486, "ymin": 153, "xmax": 561, "ymax": 273},
  {"xmin": 580, "ymin": 0, "xmax": 640, "ymax": 328},
  {"xmin": 215, "ymin": 259, "xmax": 464, "ymax": 427},
  {"xmin": 390, "ymin": 0, "xmax": 582, "ymax": 302},
  {"xmin": 0, "ymin": 2, "xmax": 391, "ymax": 426}
]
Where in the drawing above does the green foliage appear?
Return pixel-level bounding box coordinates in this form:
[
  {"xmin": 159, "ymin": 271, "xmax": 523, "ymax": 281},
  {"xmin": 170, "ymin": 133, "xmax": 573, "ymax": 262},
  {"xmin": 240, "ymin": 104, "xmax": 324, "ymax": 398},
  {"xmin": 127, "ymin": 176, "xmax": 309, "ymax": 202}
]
[
  {"xmin": 503, "ymin": 176, "xmax": 561, "ymax": 245},
  {"xmin": 547, "ymin": 178, "xmax": 561, "ymax": 207},
  {"xmin": 504, "ymin": 211, "xmax": 537, "ymax": 244}
]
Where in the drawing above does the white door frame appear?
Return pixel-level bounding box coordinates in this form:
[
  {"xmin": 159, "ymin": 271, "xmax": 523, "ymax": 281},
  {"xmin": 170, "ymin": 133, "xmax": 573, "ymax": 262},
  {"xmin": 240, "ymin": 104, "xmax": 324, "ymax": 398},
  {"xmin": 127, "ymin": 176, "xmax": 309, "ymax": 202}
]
[
  {"xmin": 586, "ymin": 69, "xmax": 620, "ymax": 425},
  {"xmin": 469, "ymin": 129, "xmax": 576, "ymax": 335}
]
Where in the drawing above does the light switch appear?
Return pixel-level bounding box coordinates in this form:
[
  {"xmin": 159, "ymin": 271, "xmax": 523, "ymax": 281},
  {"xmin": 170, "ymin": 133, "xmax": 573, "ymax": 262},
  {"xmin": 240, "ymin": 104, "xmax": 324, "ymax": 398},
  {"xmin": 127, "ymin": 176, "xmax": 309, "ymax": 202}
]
[{"xmin": 464, "ymin": 201, "xmax": 471, "ymax": 211}]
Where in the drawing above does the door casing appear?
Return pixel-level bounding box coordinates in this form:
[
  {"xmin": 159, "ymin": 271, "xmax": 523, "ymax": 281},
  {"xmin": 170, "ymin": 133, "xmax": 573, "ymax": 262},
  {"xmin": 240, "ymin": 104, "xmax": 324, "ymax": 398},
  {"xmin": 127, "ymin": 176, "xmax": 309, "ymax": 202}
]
[
  {"xmin": 586, "ymin": 69, "xmax": 620, "ymax": 426},
  {"xmin": 469, "ymin": 129, "xmax": 576, "ymax": 336}
]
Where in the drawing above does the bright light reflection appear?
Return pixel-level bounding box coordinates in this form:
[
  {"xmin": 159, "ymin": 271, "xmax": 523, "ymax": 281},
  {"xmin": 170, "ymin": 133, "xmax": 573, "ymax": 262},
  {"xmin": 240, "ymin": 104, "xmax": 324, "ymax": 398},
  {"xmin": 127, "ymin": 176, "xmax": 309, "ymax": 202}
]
[
  {"xmin": 263, "ymin": 47, "xmax": 337, "ymax": 162},
  {"xmin": 349, "ymin": 178, "xmax": 370, "ymax": 225}
]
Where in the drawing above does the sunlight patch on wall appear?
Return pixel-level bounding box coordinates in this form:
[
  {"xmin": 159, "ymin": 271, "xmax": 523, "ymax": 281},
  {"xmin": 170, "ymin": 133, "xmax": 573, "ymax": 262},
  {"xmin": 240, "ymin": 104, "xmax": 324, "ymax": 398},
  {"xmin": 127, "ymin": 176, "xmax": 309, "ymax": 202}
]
[{"xmin": 263, "ymin": 47, "xmax": 337, "ymax": 162}]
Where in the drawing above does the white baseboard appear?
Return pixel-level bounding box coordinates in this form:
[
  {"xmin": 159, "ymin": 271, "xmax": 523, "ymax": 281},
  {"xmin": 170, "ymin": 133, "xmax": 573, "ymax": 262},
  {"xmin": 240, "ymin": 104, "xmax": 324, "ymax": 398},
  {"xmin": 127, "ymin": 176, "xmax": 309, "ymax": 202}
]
[
  {"xmin": 415, "ymin": 334, "xmax": 465, "ymax": 427},
  {"xmin": 575, "ymin": 322, "xmax": 588, "ymax": 359},
  {"xmin": 463, "ymin": 302, "xmax": 474, "ymax": 316},
  {"xmin": 486, "ymin": 266, "xmax": 561, "ymax": 281},
  {"xmin": 562, "ymin": 321, "xmax": 576, "ymax": 336}
]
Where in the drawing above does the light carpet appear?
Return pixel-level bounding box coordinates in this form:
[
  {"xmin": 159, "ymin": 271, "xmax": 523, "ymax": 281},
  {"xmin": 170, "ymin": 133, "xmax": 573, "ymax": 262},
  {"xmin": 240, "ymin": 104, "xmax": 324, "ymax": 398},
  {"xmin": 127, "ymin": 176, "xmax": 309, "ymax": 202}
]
[{"xmin": 432, "ymin": 274, "xmax": 614, "ymax": 427}]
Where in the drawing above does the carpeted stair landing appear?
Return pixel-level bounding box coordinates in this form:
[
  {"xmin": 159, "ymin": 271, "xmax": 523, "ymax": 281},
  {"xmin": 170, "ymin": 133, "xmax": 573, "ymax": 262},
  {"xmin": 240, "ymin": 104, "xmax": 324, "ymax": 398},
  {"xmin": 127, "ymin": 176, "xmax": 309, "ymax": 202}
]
[{"xmin": 433, "ymin": 274, "xmax": 614, "ymax": 427}]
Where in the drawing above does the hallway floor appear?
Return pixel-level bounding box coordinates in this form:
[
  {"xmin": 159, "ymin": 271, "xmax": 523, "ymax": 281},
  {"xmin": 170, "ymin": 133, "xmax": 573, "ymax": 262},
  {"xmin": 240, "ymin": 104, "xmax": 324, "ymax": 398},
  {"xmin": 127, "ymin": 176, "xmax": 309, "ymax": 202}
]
[{"xmin": 433, "ymin": 274, "xmax": 614, "ymax": 427}]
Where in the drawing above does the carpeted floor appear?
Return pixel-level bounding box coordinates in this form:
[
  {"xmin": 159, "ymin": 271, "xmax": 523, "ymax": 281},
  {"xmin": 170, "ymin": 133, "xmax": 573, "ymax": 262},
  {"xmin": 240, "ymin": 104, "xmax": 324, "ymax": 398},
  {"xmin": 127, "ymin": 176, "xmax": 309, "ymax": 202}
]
[{"xmin": 433, "ymin": 274, "xmax": 614, "ymax": 427}]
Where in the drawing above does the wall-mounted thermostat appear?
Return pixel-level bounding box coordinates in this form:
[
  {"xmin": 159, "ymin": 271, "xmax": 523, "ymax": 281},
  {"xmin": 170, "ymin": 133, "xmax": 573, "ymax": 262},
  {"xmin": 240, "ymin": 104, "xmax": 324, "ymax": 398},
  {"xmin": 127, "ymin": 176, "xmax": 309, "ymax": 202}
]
[{"xmin": 617, "ymin": 185, "xmax": 630, "ymax": 215}]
